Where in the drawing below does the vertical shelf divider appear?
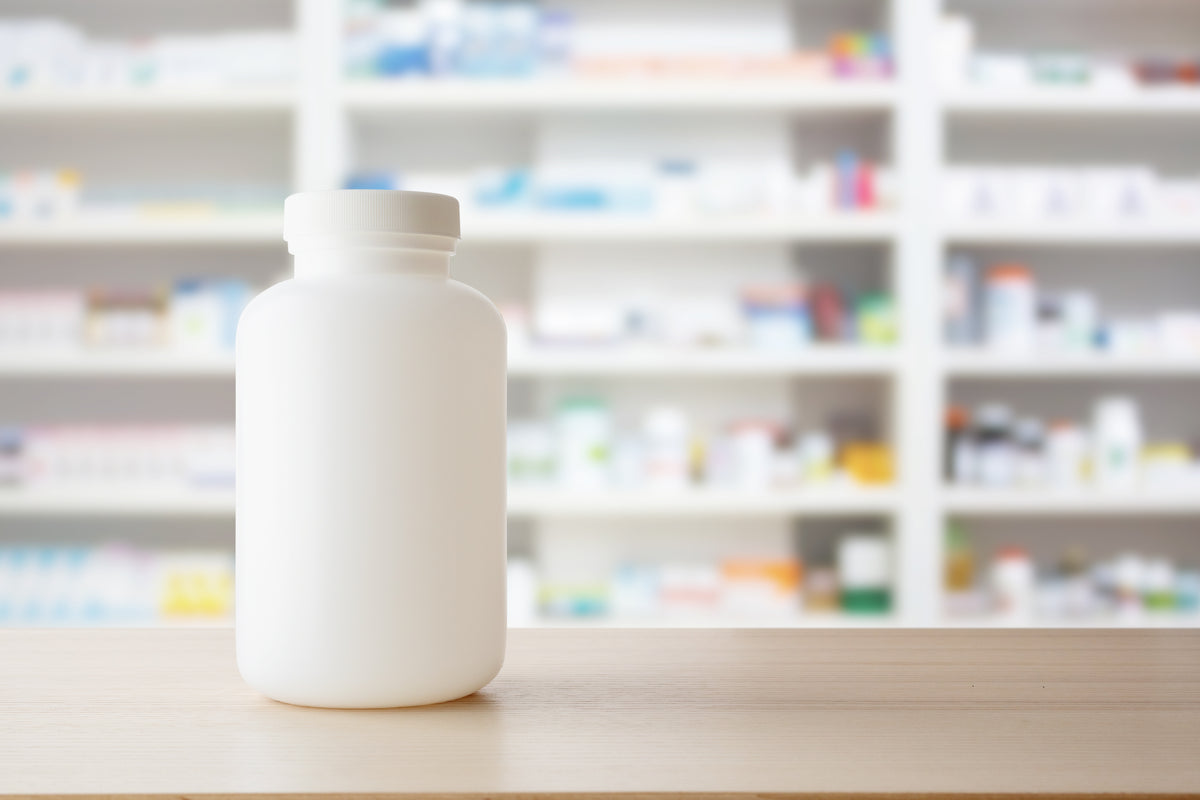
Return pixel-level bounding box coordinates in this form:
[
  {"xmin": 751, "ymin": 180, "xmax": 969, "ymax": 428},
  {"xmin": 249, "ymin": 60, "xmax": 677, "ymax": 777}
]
[
  {"xmin": 891, "ymin": 0, "xmax": 943, "ymax": 625},
  {"xmin": 295, "ymin": 0, "xmax": 347, "ymax": 192}
]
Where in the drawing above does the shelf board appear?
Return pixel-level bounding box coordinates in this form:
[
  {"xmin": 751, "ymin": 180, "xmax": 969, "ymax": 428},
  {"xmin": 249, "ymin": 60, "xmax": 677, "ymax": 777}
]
[
  {"xmin": 0, "ymin": 488, "xmax": 896, "ymax": 517},
  {"xmin": 943, "ymin": 352, "xmax": 1200, "ymax": 378},
  {"xmin": 943, "ymin": 615, "xmax": 1200, "ymax": 629},
  {"xmin": 509, "ymin": 347, "xmax": 897, "ymax": 377},
  {"xmin": 342, "ymin": 79, "xmax": 897, "ymax": 114},
  {"xmin": 87, "ymin": 615, "xmax": 1200, "ymax": 630},
  {"xmin": 0, "ymin": 349, "xmax": 895, "ymax": 379},
  {"xmin": 507, "ymin": 487, "xmax": 898, "ymax": 517},
  {"xmin": 0, "ymin": 216, "xmax": 283, "ymax": 246},
  {"xmin": 3, "ymin": 616, "xmax": 899, "ymax": 630},
  {"xmin": 0, "ymin": 86, "xmax": 295, "ymax": 114},
  {"xmin": 0, "ymin": 619, "xmax": 235, "ymax": 630},
  {"xmin": 943, "ymin": 221, "xmax": 1200, "ymax": 246},
  {"xmin": 944, "ymin": 88, "xmax": 1200, "ymax": 116},
  {"xmin": 465, "ymin": 213, "xmax": 898, "ymax": 244},
  {"xmin": 515, "ymin": 614, "xmax": 896, "ymax": 629},
  {"xmin": 0, "ymin": 352, "xmax": 235, "ymax": 378},
  {"xmin": 943, "ymin": 489, "xmax": 1200, "ymax": 516},
  {"xmin": 0, "ymin": 491, "xmax": 234, "ymax": 517},
  {"xmin": 0, "ymin": 215, "xmax": 892, "ymax": 246}
]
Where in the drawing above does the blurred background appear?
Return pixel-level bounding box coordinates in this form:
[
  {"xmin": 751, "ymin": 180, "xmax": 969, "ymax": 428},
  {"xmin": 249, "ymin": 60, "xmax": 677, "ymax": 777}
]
[{"xmin": 0, "ymin": 0, "xmax": 1199, "ymax": 630}]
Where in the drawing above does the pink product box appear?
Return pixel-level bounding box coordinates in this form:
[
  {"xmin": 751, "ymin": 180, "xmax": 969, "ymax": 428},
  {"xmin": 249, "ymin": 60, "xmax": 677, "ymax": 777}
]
[
  {"xmin": 0, "ymin": 289, "xmax": 86, "ymax": 351},
  {"xmin": 17, "ymin": 424, "xmax": 234, "ymax": 490}
]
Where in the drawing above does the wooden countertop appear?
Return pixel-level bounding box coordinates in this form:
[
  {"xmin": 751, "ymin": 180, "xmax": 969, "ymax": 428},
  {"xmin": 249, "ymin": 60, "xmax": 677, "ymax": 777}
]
[{"xmin": 2, "ymin": 629, "xmax": 1198, "ymax": 799}]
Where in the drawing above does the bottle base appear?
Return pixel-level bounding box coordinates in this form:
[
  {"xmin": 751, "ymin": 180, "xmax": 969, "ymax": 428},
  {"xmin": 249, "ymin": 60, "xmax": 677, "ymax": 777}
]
[
  {"xmin": 238, "ymin": 655, "xmax": 505, "ymax": 709},
  {"xmin": 259, "ymin": 686, "xmax": 485, "ymax": 709}
]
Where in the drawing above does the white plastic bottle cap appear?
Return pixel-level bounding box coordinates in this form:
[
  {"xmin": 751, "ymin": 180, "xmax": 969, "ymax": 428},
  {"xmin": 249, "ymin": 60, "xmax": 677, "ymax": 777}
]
[{"xmin": 283, "ymin": 190, "xmax": 461, "ymax": 253}]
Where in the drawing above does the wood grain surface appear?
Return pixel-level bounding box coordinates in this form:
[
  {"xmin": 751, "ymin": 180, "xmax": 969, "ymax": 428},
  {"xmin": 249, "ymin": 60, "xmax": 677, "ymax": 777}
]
[{"xmin": 0, "ymin": 628, "xmax": 1198, "ymax": 799}]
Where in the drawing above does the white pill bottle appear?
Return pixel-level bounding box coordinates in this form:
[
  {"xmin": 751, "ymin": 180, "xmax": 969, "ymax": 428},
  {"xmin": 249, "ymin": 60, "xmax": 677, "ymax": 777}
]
[{"xmin": 236, "ymin": 190, "xmax": 507, "ymax": 708}]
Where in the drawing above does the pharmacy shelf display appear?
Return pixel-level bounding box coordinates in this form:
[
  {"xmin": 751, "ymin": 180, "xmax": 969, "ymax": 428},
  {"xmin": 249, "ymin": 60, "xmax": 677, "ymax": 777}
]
[
  {"xmin": 937, "ymin": 0, "xmax": 1200, "ymax": 627},
  {"xmin": 1, "ymin": 0, "xmax": 1199, "ymax": 629}
]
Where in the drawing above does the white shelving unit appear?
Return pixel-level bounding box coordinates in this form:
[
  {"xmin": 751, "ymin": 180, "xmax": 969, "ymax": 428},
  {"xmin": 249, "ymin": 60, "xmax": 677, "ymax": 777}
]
[
  {"xmin": 2, "ymin": 0, "xmax": 1198, "ymax": 629},
  {"xmin": 933, "ymin": 0, "xmax": 1200, "ymax": 627}
]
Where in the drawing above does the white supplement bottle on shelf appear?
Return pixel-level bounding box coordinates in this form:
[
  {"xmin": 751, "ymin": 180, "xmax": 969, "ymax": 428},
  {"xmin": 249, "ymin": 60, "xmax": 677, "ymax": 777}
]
[
  {"xmin": 984, "ymin": 263, "xmax": 1035, "ymax": 353},
  {"xmin": 1091, "ymin": 396, "xmax": 1143, "ymax": 491},
  {"xmin": 236, "ymin": 190, "xmax": 507, "ymax": 708},
  {"xmin": 991, "ymin": 546, "xmax": 1034, "ymax": 625}
]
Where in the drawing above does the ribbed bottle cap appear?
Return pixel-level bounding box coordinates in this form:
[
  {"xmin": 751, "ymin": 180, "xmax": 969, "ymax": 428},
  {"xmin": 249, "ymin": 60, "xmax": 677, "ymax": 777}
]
[{"xmin": 283, "ymin": 190, "xmax": 461, "ymax": 244}]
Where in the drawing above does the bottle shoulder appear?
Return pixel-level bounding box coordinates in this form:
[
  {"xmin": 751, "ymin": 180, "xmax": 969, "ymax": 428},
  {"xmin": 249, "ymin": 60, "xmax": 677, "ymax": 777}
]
[
  {"xmin": 445, "ymin": 277, "xmax": 506, "ymax": 331},
  {"xmin": 237, "ymin": 279, "xmax": 296, "ymax": 334},
  {"xmin": 238, "ymin": 276, "xmax": 505, "ymax": 338}
]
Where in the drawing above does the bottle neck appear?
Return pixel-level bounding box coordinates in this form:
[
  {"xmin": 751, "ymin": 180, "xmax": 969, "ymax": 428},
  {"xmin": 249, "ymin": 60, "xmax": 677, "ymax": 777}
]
[{"xmin": 293, "ymin": 246, "xmax": 452, "ymax": 279}]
